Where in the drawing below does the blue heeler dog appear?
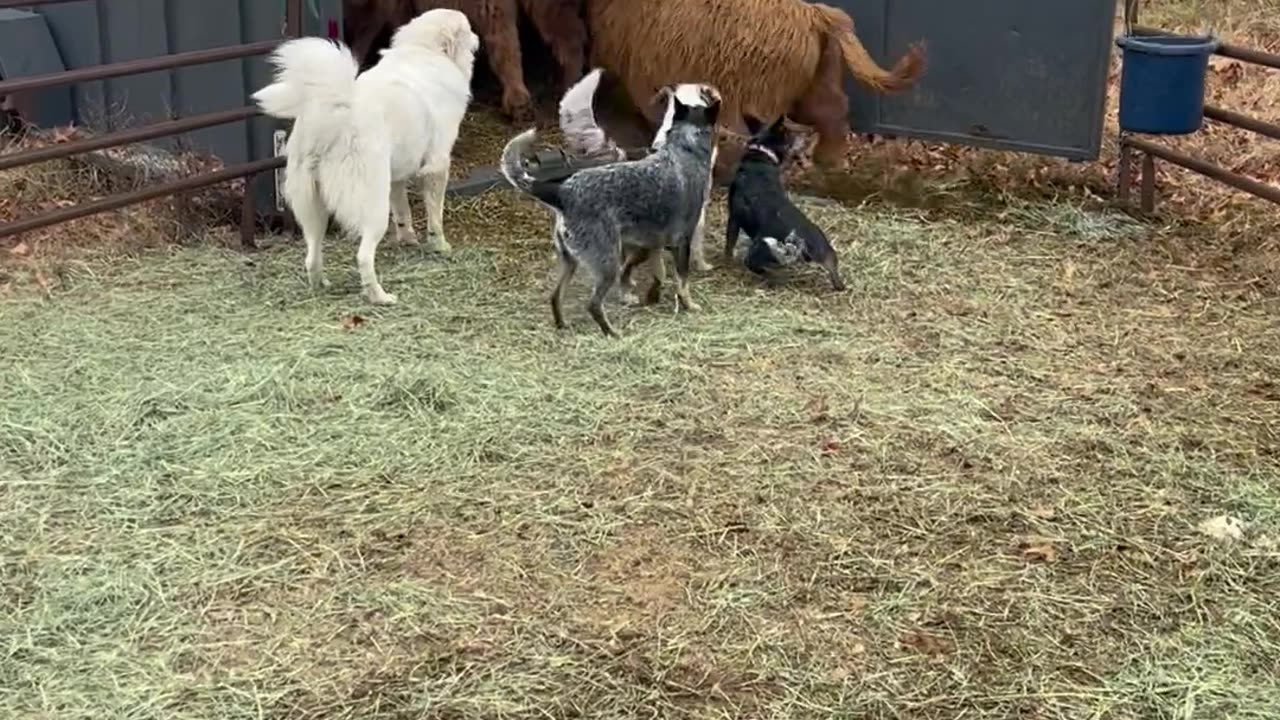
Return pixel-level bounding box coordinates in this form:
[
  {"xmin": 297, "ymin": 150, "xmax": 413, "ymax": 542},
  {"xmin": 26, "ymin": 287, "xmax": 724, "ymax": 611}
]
[
  {"xmin": 726, "ymin": 115, "xmax": 846, "ymax": 291},
  {"xmin": 500, "ymin": 83, "xmax": 722, "ymax": 337}
]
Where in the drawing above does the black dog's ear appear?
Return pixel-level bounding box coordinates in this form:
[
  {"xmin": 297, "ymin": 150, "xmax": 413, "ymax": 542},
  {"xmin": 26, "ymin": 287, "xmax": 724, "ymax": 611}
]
[
  {"xmin": 770, "ymin": 115, "xmax": 787, "ymax": 133},
  {"xmin": 672, "ymin": 97, "xmax": 690, "ymax": 123},
  {"xmin": 704, "ymin": 97, "xmax": 720, "ymax": 126},
  {"xmin": 743, "ymin": 115, "xmax": 764, "ymax": 135}
]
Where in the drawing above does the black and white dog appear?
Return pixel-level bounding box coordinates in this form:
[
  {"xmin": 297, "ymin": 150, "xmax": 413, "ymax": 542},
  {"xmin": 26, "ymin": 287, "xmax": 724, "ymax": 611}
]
[
  {"xmin": 500, "ymin": 83, "xmax": 722, "ymax": 337},
  {"xmin": 725, "ymin": 115, "xmax": 846, "ymax": 291}
]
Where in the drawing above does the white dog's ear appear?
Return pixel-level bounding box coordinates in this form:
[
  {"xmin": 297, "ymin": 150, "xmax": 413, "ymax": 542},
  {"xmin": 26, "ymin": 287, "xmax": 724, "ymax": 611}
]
[
  {"xmin": 435, "ymin": 26, "xmax": 459, "ymax": 58},
  {"xmin": 444, "ymin": 26, "xmax": 479, "ymax": 64}
]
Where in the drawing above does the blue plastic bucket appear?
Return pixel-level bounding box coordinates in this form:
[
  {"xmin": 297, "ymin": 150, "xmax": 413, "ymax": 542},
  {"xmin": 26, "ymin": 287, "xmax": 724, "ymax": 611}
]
[{"xmin": 1116, "ymin": 34, "xmax": 1220, "ymax": 135}]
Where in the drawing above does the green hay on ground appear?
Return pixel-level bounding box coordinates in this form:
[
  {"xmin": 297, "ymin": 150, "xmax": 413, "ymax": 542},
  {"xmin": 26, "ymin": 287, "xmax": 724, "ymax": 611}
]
[{"xmin": 2, "ymin": 189, "xmax": 1278, "ymax": 719}]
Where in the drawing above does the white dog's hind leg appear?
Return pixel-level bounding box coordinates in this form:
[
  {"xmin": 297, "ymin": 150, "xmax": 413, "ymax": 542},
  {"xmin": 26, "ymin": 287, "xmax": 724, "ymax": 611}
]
[
  {"xmin": 290, "ymin": 178, "xmax": 331, "ymax": 290},
  {"xmin": 357, "ymin": 226, "xmax": 395, "ymax": 305},
  {"xmin": 421, "ymin": 165, "xmax": 451, "ymax": 254},
  {"xmin": 355, "ymin": 190, "xmax": 396, "ymax": 305},
  {"xmin": 389, "ymin": 181, "xmax": 419, "ymax": 246}
]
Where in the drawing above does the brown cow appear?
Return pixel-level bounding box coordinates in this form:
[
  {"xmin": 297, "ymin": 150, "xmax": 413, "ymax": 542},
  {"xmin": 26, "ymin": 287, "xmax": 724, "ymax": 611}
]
[
  {"xmin": 343, "ymin": 0, "xmax": 587, "ymax": 121},
  {"xmin": 585, "ymin": 0, "xmax": 924, "ymax": 167}
]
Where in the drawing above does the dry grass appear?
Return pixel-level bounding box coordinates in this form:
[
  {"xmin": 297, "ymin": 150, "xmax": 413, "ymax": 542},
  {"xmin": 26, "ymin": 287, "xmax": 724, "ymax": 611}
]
[
  {"xmin": 3, "ymin": 187, "xmax": 1279, "ymax": 719},
  {"xmin": 3, "ymin": 1, "xmax": 1280, "ymax": 717}
]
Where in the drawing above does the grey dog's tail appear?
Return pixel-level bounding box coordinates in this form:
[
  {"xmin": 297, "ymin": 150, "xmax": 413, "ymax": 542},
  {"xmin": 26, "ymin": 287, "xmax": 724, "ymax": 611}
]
[{"xmin": 499, "ymin": 128, "xmax": 564, "ymax": 211}]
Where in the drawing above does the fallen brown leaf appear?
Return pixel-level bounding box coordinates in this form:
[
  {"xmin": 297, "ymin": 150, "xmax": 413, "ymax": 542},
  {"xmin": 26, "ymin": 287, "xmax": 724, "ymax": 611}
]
[
  {"xmin": 806, "ymin": 395, "xmax": 830, "ymax": 423},
  {"xmin": 50, "ymin": 124, "xmax": 78, "ymax": 143},
  {"xmin": 1022, "ymin": 543, "xmax": 1057, "ymax": 564},
  {"xmin": 33, "ymin": 268, "xmax": 52, "ymax": 294},
  {"xmin": 899, "ymin": 629, "xmax": 952, "ymax": 657},
  {"xmin": 9, "ymin": 241, "xmax": 30, "ymax": 257},
  {"xmin": 340, "ymin": 314, "xmax": 366, "ymax": 331},
  {"xmin": 1029, "ymin": 504, "xmax": 1056, "ymax": 520}
]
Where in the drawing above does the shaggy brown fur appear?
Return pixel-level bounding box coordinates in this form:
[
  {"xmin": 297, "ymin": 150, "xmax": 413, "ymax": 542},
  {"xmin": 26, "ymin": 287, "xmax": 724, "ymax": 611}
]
[
  {"xmin": 585, "ymin": 0, "xmax": 925, "ymax": 166},
  {"xmin": 518, "ymin": 0, "xmax": 586, "ymax": 91},
  {"xmin": 342, "ymin": 0, "xmax": 587, "ymax": 120}
]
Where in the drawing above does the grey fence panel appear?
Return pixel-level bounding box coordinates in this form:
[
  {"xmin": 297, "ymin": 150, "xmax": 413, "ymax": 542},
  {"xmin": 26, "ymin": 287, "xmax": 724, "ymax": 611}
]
[
  {"xmin": 168, "ymin": 0, "xmax": 249, "ymax": 163},
  {"xmin": 837, "ymin": 0, "xmax": 1119, "ymax": 160},
  {"xmin": 101, "ymin": 0, "xmax": 174, "ymax": 136},
  {"xmin": 23, "ymin": 0, "xmax": 104, "ymax": 122},
  {"xmin": 242, "ymin": 0, "xmax": 286, "ymax": 181},
  {"xmin": 27, "ymin": 0, "xmax": 343, "ymax": 210}
]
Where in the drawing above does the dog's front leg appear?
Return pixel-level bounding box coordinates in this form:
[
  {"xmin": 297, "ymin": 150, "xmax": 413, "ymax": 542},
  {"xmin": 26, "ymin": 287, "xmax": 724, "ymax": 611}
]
[
  {"xmin": 421, "ymin": 166, "xmax": 451, "ymax": 254},
  {"xmin": 691, "ymin": 206, "xmax": 714, "ymax": 272},
  {"xmin": 690, "ymin": 153, "xmax": 715, "ymax": 272},
  {"xmin": 724, "ymin": 214, "xmax": 741, "ymax": 262},
  {"xmin": 619, "ymin": 246, "xmax": 662, "ymax": 306},
  {"xmin": 389, "ymin": 181, "xmax": 419, "ymax": 246},
  {"xmin": 673, "ymin": 234, "xmax": 702, "ymax": 314},
  {"xmin": 618, "ymin": 246, "xmax": 647, "ymax": 306}
]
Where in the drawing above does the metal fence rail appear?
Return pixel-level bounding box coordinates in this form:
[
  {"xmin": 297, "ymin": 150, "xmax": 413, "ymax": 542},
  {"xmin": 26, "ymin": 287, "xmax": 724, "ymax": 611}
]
[
  {"xmin": 1117, "ymin": 25, "xmax": 1280, "ymax": 212},
  {"xmin": 0, "ymin": 0, "xmax": 304, "ymax": 247}
]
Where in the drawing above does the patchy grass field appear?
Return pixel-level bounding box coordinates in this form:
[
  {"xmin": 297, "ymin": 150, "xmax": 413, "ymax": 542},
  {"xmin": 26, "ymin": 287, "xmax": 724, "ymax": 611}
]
[
  {"xmin": 3, "ymin": 188, "xmax": 1279, "ymax": 718},
  {"xmin": 4, "ymin": 1, "xmax": 1280, "ymax": 717}
]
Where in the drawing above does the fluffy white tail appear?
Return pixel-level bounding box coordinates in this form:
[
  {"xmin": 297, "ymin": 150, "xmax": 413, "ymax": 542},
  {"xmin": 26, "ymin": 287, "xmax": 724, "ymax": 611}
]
[
  {"xmin": 252, "ymin": 36, "xmax": 390, "ymax": 238},
  {"xmin": 251, "ymin": 37, "xmax": 359, "ymax": 120}
]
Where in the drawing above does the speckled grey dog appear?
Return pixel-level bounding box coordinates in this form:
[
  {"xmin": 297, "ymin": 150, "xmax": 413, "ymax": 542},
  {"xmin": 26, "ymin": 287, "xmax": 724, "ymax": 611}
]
[{"xmin": 499, "ymin": 83, "xmax": 722, "ymax": 337}]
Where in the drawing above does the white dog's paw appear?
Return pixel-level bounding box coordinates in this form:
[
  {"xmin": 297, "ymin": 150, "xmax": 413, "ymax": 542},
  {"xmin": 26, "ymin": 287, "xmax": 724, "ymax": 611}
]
[
  {"xmin": 306, "ymin": 269, "xmax": 329, "ymax": 290},
  {"xmin": 676, "ymin": 290, "xmax": 702, "ymax": 313},
  {"xmin": 674, "ymin": 297, "xmax": 702, "ymax": 314},
  {"xmin": 398, "ymin": 229, "xmax": 421, "ymax": 246},
  {"xmin": 366, "ymin": 288, "xmax": 398, "ymax": 305},
  {"xmin": 692, "ymin": 256, "xmax": 714, "ymax": 272},
  {"xmin": 427, "ymin": 233, "xmax": 451, "ymax": 254}
]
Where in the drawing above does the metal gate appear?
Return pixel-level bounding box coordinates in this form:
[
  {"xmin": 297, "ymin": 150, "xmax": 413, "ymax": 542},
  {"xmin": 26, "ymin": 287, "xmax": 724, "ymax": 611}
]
[
  {"xmin": 836, "ymin": 0, "xmax": 1119, "ymax": 160},
  {"xmin": 20, "ymin": 0, "xmax": 341, "ymax": 166},
  {"xmin": 0, "ymin": 0, "xmax": 342, "ymax": 244}
]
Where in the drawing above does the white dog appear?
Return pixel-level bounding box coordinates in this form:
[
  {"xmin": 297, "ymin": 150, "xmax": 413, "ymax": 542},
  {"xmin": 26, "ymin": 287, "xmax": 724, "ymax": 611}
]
[{"xmin": 252, "ymin": 9, "xmax": 479, "ymax": 305}]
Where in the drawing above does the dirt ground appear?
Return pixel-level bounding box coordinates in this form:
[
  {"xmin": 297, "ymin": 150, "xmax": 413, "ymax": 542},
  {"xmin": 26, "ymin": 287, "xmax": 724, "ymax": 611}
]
[{"xmin": 1, "ymin": 1, "xmax": 1278, "ymax": 718}]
